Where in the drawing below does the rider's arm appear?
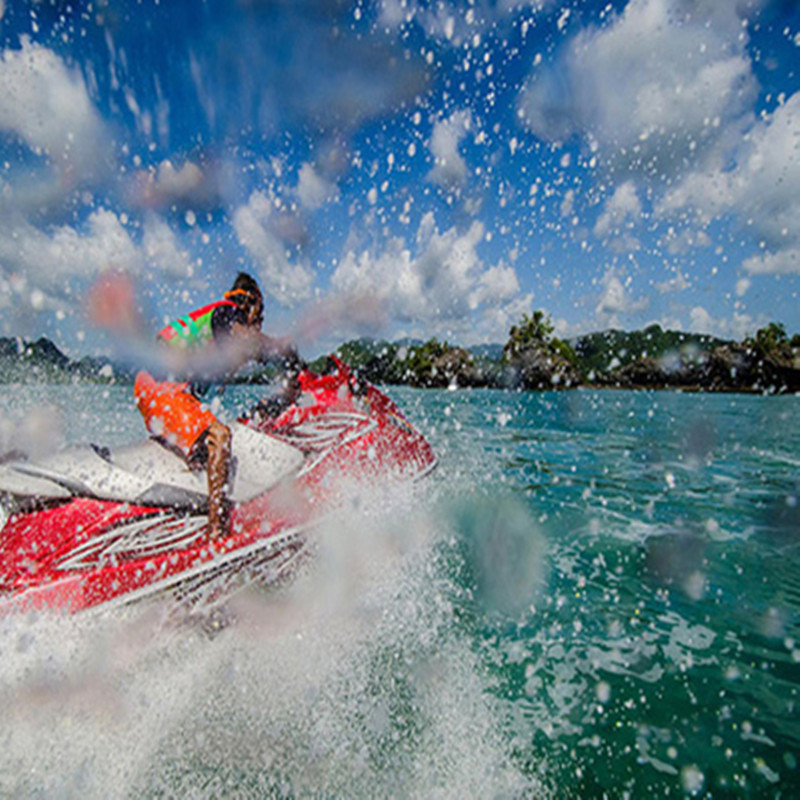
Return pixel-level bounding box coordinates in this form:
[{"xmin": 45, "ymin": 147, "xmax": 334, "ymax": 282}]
[
  {"xmin": 211, "ymin": 304, "xmax": 304, "ymax": 372},
  {"xmin": 230, "ymin": 326, "xmax": 304, "ymax": 371}
]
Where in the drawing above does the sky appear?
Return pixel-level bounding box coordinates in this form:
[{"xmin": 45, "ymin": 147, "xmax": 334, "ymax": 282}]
[{"xmin": 0, "ymin": 0, "xmax": 798, "ymax": 359}]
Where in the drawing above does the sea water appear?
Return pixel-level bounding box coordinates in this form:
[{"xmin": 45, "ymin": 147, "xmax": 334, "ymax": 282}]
[{"xmin": 0, "ymin": 384, "xmax": 798, "ymax": 798}]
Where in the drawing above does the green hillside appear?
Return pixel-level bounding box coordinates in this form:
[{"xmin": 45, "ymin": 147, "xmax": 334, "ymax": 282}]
[
  {"xmin": 0, "ymin": 337, "xmax": 130, "ymax": 383},
  {"xmin": 571, "ymin": 325, "xmax": 730, "ymax": 375}
]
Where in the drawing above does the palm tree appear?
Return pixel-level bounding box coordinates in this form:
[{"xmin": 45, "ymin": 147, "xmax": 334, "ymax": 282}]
[{"xmin": 504, "ymin": 311, "xmax": 555, "ymax": 361}]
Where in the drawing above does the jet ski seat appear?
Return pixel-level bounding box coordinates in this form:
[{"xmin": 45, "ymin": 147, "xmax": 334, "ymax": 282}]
[{"xmin": 0, "ymin": 424, "xmax": 304, "ymax": 510}]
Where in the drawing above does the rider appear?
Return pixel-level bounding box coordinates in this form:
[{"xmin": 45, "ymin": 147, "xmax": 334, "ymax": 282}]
[{"xmin": 134, "ymin": 272, "xmax": 302, "ymax": 539}]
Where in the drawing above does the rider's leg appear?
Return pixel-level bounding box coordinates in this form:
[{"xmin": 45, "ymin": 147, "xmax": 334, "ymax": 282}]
[{"xmin": 206, "ymin": 419, "xmax": 232, "ymax": 539}]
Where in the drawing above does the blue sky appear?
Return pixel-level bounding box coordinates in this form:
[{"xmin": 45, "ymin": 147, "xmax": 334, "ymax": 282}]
[{"xmin": 0, "ymin": 0, "xmax": 798, "ymax": 358}]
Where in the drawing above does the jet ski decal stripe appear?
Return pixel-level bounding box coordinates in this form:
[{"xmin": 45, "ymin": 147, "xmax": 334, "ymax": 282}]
[
  {"xmin": 54, "ymin": 514, "xmax": 209, "ymax": 571},
  {"xmin": 90, "ymin": 524, "xmax": 310, "ymax": 613}
]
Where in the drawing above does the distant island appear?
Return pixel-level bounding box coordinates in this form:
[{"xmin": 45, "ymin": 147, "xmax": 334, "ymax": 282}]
[
  {"xmin": 1, "ymin": 314, "xmax": 798, "ymax": 394},
  {"xmin": 313, "ymin": 314, "xmax": 799, "ymax": 395},
  {"xmin": 0, "ymin": 336, "xmax": 128, "ymax": 384}
]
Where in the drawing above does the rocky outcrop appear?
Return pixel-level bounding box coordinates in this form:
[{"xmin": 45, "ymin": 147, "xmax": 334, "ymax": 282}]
[
  {"xmin": 402, "ymin": 344, "xmax": 492, "ymax": 388},
  {"xmin": 604, "ymin": 356, "xmax": 668, "ymax": 389},
  {"xmin": 503, "ymin": 346, "xmax": 582, "ymax": 390},
  {"xmin": 428, "ymin": 346, "xmax": 489, "ymax": 388},
  {"xmin": 500, "ymin": 312, "xmax": 583, "ymax": 390},
  {"xmin": 697, "ymin": 344, "xmax": 800, "ymax": 393},
  {"xmin": 0, "ymin": 336, "xmax": 130, "ymax": 383},
  {"xmin": 606, "ymin": 344, "xmax": 800, "ymax": 394}
]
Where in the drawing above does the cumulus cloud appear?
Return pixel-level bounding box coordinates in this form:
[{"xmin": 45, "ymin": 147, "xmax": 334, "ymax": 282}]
[
  {"xmin": 330, "ymin": 212, "xmax": 531, "ymax": 342},
  {"xmin": 655, "ymin": 269, "xmax": 692, "ymax": 294},
  {"xmin": 517, "ymin": 0, "xmax": 798, "ymax": 290},
  {"xmin": 469, "ymin": 263, "xmax": 521, "ymax": 310},
  {"xmin": 376, "ymin": 0, "xmax": 409, "ymax": 29},
  {"xmin": 594, "ymin": 181, "xmax": 642, "ymax": 242},
  {"xmin": 0, "ymin": 207, "xmax": 154, "ymax": 335},
  {"xmin": 428, "ymin": 110, "xmax": 472, "ymax": 189},
  {"xmin": 660, "ymin": 227, "xmax": 712, "ymax": 256},
  {"xmin": 742, "ymin": 247, "xmax": 800, "ymax": 276},
  {"xmin": 595, "ymin": 268, "xmax": 650, "ymax": 326},
  {"xmin": 296, "ymin": 162, "xmax": 340, "ymax": 210},
  {"xmin": 688, "ymin": 305, "xmax": 714, "ymax": 333},
  {"xmin": 688, "ymin": 305, "xmax": 765, "ymax": 340},
  {"xmin": 658, "ymin": 92, "xmax": 800, "ymax": 274},
  {"xmin": 0, "ymin": 37, "xmax": 107, "ymax": 176},
  {"xmin": 232, "ymin": 190, "xmax": 315, "ymax": 305},
  {"xmin": 518, "ymin": 0, "xmax": 757, "ymax": 178},
  {"xmin": 128, "ymin": 159, "xmax": 223, "ymax": 211},
  {"xmin": 0, "ymin": 167, "xmax": 202, "ymax": 337},
  {"xmin": 0, "ymin": 209, "xmax": 141, "ymax": 294},
  {"xmin": 142, "ymin": 214, "xmax": 194, "ymax": 278}
]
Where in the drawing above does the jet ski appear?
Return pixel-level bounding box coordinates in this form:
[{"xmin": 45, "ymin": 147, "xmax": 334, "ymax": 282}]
[{"xmin": 0, "ymin": 357, "xmax": 436, "ymax": 615}]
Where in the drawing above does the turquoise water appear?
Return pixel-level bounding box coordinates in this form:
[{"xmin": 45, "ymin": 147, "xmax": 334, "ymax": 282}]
[
  {"xmin": 414, "ymin": 387, "xmax": 800, "ymax": 797},
  {"xmin": 0, "ymin": 385, "xmax": 798, "ymax": 797}
]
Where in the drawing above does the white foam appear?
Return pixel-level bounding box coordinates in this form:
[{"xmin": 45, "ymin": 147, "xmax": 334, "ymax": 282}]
[{"xmin": 0, "ymin": 486, "xmax": 537, "ymax": 798}]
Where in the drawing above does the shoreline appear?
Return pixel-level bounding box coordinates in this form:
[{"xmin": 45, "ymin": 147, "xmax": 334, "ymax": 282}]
[
  {"xmin": 0, "ymin": 376, "xmax": 796, "ymax": 397},
  {"xmin": 2, "ymin": 330, "xmax": 798, "ymax": 397}
]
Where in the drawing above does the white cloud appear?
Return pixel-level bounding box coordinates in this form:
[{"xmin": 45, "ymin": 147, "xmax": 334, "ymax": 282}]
[
  {"xmin": 742, "ymin": 247, "xmax": 800, "ymax": 276},
  {"xmin": 129, "ymin": 159, "xmax": 222, "ymax": 210},
  {"xmin": 0, "ymin": 207, "xmax": 149, "ymax": 333},
  {"xmin": 594, "ymin": 181, "xmax": 641, "ymax": 239},
  {"xmin": 661, "ymin": 227, "xmax": 712, "ymax": 256},
  {"xmin": 330, "ymin": 212, "xmax": 530, "ymax": 343},
  {"xmin": 377, "ymin": 0, "xmax": 408, "ymax": 29},
  {"xmin": 595, "ymin": 268, "xmax": 650, "ymax": 325},
  {"xmin": 516, "ymin": 0, "xmax": 799, "ymax": 287},
  {"xmin": 296, "ymin": 162, "xmax": 340, "ymax": 210},
  {"xmin": 468, "ymin": 263, "xmax": 520, "ymax": 309},
  {"xmin": 142, "ymin": 214, "xmax": 194, "ymax": 278},
  {"xmin": 154, "ymin": 160, "xmax": 205, "ymax": 199},
  {"xmin": 552, "ymin": 316, "xmax": 582, "ymax": 339},
  {"xmin": 518, "ymin": 0, "xmax": 757, "ymax": 177},
  {"xmin": 428, "ymin": 110, "xmax": 472, "ymax": 189},
  {"xmin": 0, "ymin": 37, "xmax": 106, "ymax": 175},
  {"xmin": 655, "ymin": 269, "xmax": 691, "ymax": 294},
  {"xmin": 607, "ymin": 234, "xmax": 642, "ymax": 255},
  {"xmin": 0, "ymin": 194, "xmax": 208, "ymax": 339},
  {"xmin": 659, "ymin": 93, "xmax": 800, "ymax": 274},
  {"xmin": 0, "ymin": 209, "xmax": 142, "ymax": 293},
  {"xmin": 232, "ymin": 190, "xmax": 315, "ymax": 305},
  {"xmin": 0, "ymin": 271, "xmax": 61, "ymax": 319},
  {"xmin": 688, "ymin": 305, "xmax": 714, "ymax": 334},
  {"xmin": 560, "ymin": 189, "xmax": 575, "ymax": 219},
  {"xmin": 688, "ymin": 305, "xmax": 765, "ymax": 340}
]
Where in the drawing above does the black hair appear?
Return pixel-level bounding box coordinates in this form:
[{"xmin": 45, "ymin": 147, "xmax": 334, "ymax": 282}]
[{"xmin": 229, "ymin": 272, "xmax": 262, "ymax": 308}]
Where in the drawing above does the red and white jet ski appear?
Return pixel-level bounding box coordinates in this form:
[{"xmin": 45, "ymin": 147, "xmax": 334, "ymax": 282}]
[{"xmin": 0, "ymin": 358, "xmax": 436, "ymax": 615}]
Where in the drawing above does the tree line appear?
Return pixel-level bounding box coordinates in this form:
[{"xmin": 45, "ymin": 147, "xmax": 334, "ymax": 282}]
[
  {"xmin": 2, "ymin": 317, "xmax": 798, "ymax": 394},
  {"xmin": 312, "ymin": 315, "xmax": 800, "ymax": 395}
]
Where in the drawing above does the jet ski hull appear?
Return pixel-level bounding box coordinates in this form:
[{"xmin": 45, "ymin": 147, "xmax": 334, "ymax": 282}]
[{"xmin": 0, "ymin": 359, "xmax": 436, "ymax": 614}]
